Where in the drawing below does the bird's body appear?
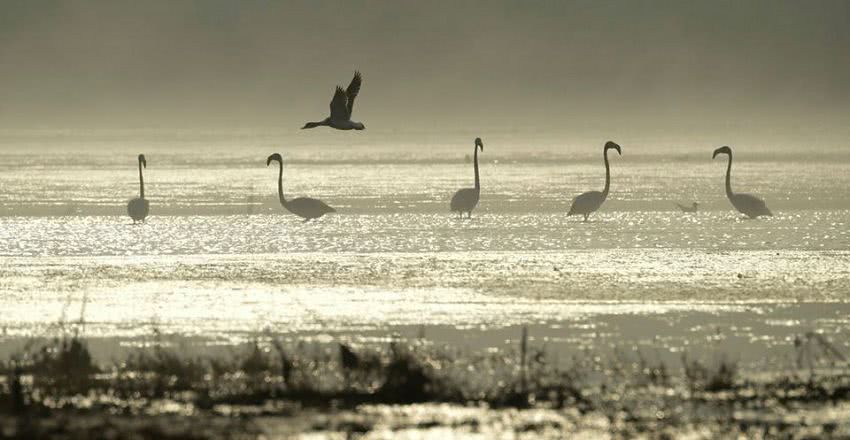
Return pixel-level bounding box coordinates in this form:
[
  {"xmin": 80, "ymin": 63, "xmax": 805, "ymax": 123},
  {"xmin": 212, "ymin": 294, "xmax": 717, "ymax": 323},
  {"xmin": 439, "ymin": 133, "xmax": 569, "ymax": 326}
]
[
  {"xmin": 712, "ymin": 146, "xmax": 772, "ymax": 219},
  {"xmin": 450, "ymin": 138, "xmax": 484, "ymax": 218},
  {"xmin": 127, "ymin": 154, "xmax": 149, "ymax": 224},
  {"xmin": 284, "ymin": 196, "xmax": 336, "ymax": 220},
  {"xmin": 127, "ymin": 198, "xmax": 150, "ymax": 223},
  {"xmin": 450, "ymin": 188, "xmax": 480, "ymax": 216},
  {"xmin": 267, "ymin": 153, "xmax": 335, "ymax": 221},
  {"xmin": 302, "ymin": 72, "xmax": 365, "ymax": 131},
  {"xmin": 676, "ymin": 202, "xmax": 699, "ymax": 213},
  {"xmin": 568, "ymin": 191, "xmax": 605, "ymax": 220},
  {"xmin": 568, "ymin": 141, "xmax": 621, "ymax": 222},
  {"xmin": 728, "ymin": 193, "xmax": 772, "ymax": 218}
]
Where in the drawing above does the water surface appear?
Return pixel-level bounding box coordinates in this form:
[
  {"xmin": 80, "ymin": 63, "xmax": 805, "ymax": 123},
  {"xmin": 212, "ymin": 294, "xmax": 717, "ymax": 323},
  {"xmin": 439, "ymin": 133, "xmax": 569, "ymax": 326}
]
[{"xmin": 1, "ymin": 130, "xmax": 849, "ymax": 368}]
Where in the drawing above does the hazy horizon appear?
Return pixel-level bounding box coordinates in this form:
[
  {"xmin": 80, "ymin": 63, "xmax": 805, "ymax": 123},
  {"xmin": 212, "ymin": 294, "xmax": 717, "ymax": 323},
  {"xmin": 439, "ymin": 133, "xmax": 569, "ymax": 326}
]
[{"xmin": 1, "ymin": 0, "xmax": 849, "ymax": 136}]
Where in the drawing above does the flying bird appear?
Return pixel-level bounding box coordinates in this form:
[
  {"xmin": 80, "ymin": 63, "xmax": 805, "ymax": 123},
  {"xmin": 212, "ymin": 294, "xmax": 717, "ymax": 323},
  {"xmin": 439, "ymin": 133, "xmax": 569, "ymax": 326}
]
[
  {"xmin": 127, "ymin": 154, "xmax": 149, "ymax": 224},
  {"xmin": 450, "ymin": 137, "xmax": 484, "ymax": 219},
  {"xmin": 712, "ymin": 146, "xmax": 773, "ymax": 218},
  {"xmin": 302, "ymin": 71, "xmax": 365, "ymax": 130},
  {"xmin": 267, "ymin": 153, "xmax": 336, "ymax": 221},
  {"xmin": 675, "ymin": 202, "xmax": 699, "ymax": 213},
  {"xmin": 568, "ymin": 141, "xmax": 622, "ymax": 222}
]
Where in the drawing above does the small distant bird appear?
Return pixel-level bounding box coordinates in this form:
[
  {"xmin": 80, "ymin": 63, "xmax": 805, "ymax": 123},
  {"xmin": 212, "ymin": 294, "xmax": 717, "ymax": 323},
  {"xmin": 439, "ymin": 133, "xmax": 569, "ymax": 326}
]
[
  {"xmin": 450, "ymin": 137, "xmax": 484, "ymax": 219},
  {"xmin": 712, "ymin": 146, "xmax": 773, "ymax": 218},
  {"xmin": 127, "ymin": 154, "xmax": 150, "ymax": 224},
  {"xmin": 302, "ymin": 71, "xmax": 365, "ymax": 130},
  {"xmin": 676, "ymin": 202, "xmax": 699, "ymax": 213},
  {"xmin": 267, "ymin": 153, "xmax": 336, "ymax": 221},
  {"xmin": 568, "ymin": 141, "xmax": 621, "ymax": 222}
]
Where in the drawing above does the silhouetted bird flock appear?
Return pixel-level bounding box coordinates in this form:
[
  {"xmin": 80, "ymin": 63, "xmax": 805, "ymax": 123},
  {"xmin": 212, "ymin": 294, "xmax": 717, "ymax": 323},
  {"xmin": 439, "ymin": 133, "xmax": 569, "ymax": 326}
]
[{"xmin": 129, "ymin": 71, "xmax": 773, "ymax": 223}]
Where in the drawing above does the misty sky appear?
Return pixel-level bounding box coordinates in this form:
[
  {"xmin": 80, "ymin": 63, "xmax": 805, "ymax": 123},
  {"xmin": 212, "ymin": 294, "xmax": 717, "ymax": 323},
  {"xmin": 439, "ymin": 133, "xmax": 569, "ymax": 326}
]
[{"xmin": 1, "ymin": 0, "xmax": 849, "ymax": 133}]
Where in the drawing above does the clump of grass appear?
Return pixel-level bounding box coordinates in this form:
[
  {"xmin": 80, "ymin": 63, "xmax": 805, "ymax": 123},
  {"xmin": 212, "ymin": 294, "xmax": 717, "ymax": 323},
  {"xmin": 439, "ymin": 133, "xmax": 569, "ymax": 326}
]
[
  {"xmin": 635, "ymin": 351, "xmax": 671, "ymax": 388},
  {"xmin": 377, "ymin": 342, "xmax": 443, "ymax": 403},
  {"xmin": 682, "ymin": 352, "xmax": 738, "ymax": 392},
  {"xmin": 240, "ymin": 342, "xmax": 275, "ymax": 376},
  {"xmin": 0, "ymin": 329, "xmax": 597, "ymax": 412},
  {"xmin": 8, "ymin": 329, "xmax": 850, "ymax": 439},
  {"xmin": 119, "ymin": 344, "xmax": 207, "ymax": 397},
  {"xmin": 16, "ymin": 329, "xmax": 850, "ymax": 430},
  {"xmin": 795, "ymin": 331, "xmax": 847, "ymax": 377},
  {"xmin": 5, "ymin": 335, "xmax": 100, "ymax": 396},
  {"xmin": 513, "ymin": 348, "xmax": 590, "ymax": 410},
  {"xmin": 0, "ymin": 366, "xmax": 26, "ymax": 414}
]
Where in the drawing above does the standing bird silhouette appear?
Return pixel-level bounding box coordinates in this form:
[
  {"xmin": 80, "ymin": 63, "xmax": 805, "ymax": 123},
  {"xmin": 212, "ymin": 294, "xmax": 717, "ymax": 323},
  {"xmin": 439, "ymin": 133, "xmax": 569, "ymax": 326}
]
[
  {"xmin": 302, "ymin": 71, "xmax": 365, "ymax": 130},
  {"xmin": 267, "ymin": 153, "xmax": 336, "ymax": 221},
  {"xmin": 712, "ymin": 146, "xmax": 772, "ymax": 218},
  {"xmin": 450, "ymin": 137, "xmax": 484, "ymax": 219},
  {"xmin": 127, "ymin": 154, "xmax": 149, "ymax": 224},
  {"xmin": 568, "ymin": 141, "xmax": 622, "ymax": 222},
  {"xmin": 675, "ymin": 202, "xmax": 699, "ymax": 213}
]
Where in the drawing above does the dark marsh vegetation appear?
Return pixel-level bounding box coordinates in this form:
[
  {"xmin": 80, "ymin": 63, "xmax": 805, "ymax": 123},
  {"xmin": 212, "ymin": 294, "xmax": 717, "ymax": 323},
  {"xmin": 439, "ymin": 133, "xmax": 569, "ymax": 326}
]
[{"xmin": 1, "ymin": 329, "xmax": 850, "ymax": 438}]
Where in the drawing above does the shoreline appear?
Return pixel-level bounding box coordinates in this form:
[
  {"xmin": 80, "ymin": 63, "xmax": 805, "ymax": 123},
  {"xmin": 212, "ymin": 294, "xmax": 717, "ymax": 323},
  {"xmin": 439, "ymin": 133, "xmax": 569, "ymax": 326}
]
[{"xmin": 2, "ymin": 302, "xmax": 847, "ymax": 372}]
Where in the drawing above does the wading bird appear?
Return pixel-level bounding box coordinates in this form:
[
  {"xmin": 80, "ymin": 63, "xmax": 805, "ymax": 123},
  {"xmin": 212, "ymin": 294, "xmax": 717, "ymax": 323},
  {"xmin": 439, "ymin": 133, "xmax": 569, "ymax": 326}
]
[
  {"xmin": 676, "ymin": 202, "xmax": 699, "ymax": 213},
  {"xmin": 127, "ymin": 154, "xmax": 149, "ymax": 224},
  {"xmin": 712, "ymin": 146, "xmax": 772, "ymax": 218},
  {"xmin": 267, "ymin": 153, "xmax": 336, "ymax": 221},
  {"xmin": 450, "ymin": 137, "xmax": 484, "ymax": 219},
  {"xmin": 302, "ymin": 71, "xmax": 364, "ymax": 130},
  {"xmin": 568, "ymin": 141, "xmax": 621, "ymax": 222}
]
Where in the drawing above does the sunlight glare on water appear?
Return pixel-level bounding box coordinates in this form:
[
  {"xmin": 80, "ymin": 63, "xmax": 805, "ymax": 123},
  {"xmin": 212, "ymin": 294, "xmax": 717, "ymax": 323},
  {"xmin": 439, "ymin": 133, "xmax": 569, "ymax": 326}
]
[{"xmin": 1, "ymin": 131, "xmax": 849, "ymax": 355}]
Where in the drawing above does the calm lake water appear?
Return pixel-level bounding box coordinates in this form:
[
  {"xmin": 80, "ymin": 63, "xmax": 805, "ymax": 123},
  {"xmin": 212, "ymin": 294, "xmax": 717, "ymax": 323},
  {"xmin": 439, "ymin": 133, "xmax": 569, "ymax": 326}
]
[{"xmin": 1, "ymin": 129, "xmax": 849, "ymax": 366}]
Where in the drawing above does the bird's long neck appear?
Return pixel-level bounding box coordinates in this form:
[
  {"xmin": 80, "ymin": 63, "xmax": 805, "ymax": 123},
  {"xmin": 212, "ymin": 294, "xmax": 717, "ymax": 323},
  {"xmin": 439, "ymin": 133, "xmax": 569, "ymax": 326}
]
[
  {"xmin": 276, "ymin": 162, "xmax": 287, "ymax": 205},
  {"xmin": 303, "ymin": 120, "xmax": 329, "ymax": 129},
  {"xmin": 138, "ymin": 160, "xmax": 145, "ymax": 199},
  {"xmin": 724, "ymin": 153, "xmax": 733, "ymax": 198},
  {"xmin": 602, "ymin": 148, "xmax": 611, "ymax": 199},
  {"xmin": 473, "ymin": 146, "xmax": 480, "ymax": 191}
]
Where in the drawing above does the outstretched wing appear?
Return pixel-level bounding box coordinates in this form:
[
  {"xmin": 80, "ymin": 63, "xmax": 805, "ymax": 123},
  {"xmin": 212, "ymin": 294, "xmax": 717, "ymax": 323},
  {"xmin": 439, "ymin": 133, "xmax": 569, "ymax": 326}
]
[
  {"xmin": 345, "ymin": 71, "xmax": 362, "ymax": 117},
  {"xmin": 329, "ymin": 86, "xmax": 347, "ymax": 121}
]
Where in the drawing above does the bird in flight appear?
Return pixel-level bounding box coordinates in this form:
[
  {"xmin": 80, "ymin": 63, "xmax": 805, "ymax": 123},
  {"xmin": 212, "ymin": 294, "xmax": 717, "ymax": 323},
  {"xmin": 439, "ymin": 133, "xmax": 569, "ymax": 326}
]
[{"xmin": 302, "ymin": 71, "xmax": 365, "ymax": 130}]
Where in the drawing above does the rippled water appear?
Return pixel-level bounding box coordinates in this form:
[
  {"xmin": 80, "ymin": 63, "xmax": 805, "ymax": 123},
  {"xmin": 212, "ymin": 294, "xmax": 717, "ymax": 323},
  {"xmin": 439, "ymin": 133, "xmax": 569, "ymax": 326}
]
[{"xmin": 1, "ymin": 130, "xmax": 849, "ymax": 365}]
